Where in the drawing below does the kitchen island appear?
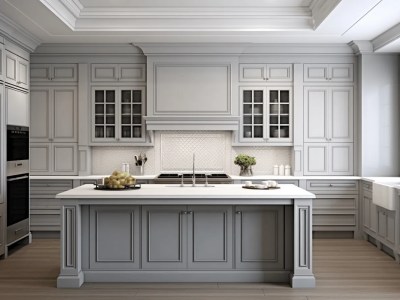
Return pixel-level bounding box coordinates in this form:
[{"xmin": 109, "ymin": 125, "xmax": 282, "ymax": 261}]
[{"xmin": 56, "ymin": 184, "xmax": 315, "ymax": 288}]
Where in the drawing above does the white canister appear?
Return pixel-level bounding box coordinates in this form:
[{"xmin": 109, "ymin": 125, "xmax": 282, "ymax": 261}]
[
  {"xmin": 122, "ymin": 163, "xmax": 130, "ymax": 174},
  {"xmin": 279, "ymin": 165, "xmax": 284, "ymax": 176},
  {"xmin": 284, "ymin": 165, "xmax": 291, "ymax": 176},
  {"xmin": 273, "ymin": 165, "xmax": 279, "ymax": 175}
]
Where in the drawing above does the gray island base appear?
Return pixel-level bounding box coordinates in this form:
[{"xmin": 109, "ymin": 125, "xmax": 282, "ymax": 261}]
[{"xmin": 56, "ymin": 184, "xmax": 316, "ymax": 288}]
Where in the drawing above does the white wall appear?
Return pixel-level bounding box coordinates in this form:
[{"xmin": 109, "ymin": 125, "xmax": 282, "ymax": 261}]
[
  {"xmin": 359, "ymin": 54, "xmax": 400, "ymax": 176},
  {"xmin": 91, "ymin": 131, "xmax": 292, "ymax": 175}
]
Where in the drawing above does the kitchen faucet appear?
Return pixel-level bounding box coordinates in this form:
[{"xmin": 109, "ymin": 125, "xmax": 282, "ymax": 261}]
[{"xmin": 192, "ymin": 153, "xmax": 196, "ymax": 186}]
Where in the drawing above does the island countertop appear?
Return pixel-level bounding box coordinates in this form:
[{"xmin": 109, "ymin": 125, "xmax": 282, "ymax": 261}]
[{"xmin": 56, "ymin": 183, "xmax": 316, "ymax": 201}]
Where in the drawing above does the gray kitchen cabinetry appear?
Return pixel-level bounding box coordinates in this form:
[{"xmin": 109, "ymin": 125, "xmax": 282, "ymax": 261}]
[
  {"xmin": 238, "ymin": 180, "xmax": 298, "ymax": 186},
  {"xmin": 0, "ymin": 42, "xmax": 4, "ymax": 80},
  {"xmin": 30, "ymin": 86, "xmax": 78, "ymax": 175},
  {"xmin": 5, "ymin": 49, "xmax": 29, "ymax": 90},
  {"xmin": 361, "ymin": 181, "xmax": 377, "ymax": 237},
  {"xmin": 235, "ymin": 205, "xmax": 285, "ymax": 270},
  {"xmin": 303, "ymin": 86, "xmax": 353, "ymax": 175},
  {"xmin": 6, "ymin": 87, "xmax": 29, "ymax": 127},
  {"xmin": 92, "ymin": 86, "xmax": 146, "ymax": 143},
  {"xmin": 376, "ymin": 207, "xmax": 396, "ymax": 247},
  {"xmin": 30, "ymin": 86, "xmax": 78, "ymax": 142},
  {"xmin": 238, "ymin": 86, "xmax": 292, "ymax": 145},
  {"xmin": 31, "ymin": 64, "xmax": 77, "ymax": 82},
  {"xmin": 89, "ymin": 206, "xmax": 140, "ymax": 270},
  {"xmin": 91, "ymin": 63, "xmax": 145, "ymax": 82},
  {"xmin": 303, "ymin": 64, "xmax": 353, "ymax": 82},
  {"xmin": 142, "ymin": 205, "xmax": 233, "ymax": 270},
  {"xmin": 239, "ymin": 64, "xmax": 292, "ymax": 82},
  {"xmin": 307, "ymin": 180, "xmax": 358, "ymax": 236},
  {"xmin": 30, "ymin": 180, "xmax": 73, "ymax": 232},
  {"xmin": 30, "ymin": 143, "xmax": 78, "ymax": 175}
]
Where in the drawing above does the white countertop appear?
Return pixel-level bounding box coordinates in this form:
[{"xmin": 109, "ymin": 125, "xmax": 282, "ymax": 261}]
[
  {"xmin": 361, "ymin": 177, "xmax": 400, "ymax": 183},
  {"xmin": 56, "ymin": 183, "xmax": 315, "ymax": 200},
  {"xmin": 30, "ymin": 175, "xmax": 156, "ymax": 180}
]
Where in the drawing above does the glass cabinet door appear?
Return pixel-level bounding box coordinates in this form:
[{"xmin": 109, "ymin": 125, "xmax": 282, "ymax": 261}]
[
  {"xmin": 94, "ymin": 89, "xmax": 116, "ymax": 140},
  {"xmin": 120, "ymin": 88, "xmax": 144, "ymax": 140},
  {"xmin": 267, "ymin": 88, "xmax": 291, "ymax": 141},
  {"xmin": 241, "ymin": 87, "xmax": 266, "ymax": 141}
]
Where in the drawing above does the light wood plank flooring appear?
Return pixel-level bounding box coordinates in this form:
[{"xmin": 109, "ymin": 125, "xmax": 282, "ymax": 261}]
[{"xmin": 0, "ymin": 239, "xmax": 400, "ymax": 300}]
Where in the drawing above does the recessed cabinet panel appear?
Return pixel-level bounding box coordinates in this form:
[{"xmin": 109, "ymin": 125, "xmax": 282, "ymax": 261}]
[
  {"xmin": 331, "ymin": 88, "xmax": 353, "ymax": 141},
  {"xmin": 5, "ymin": 50, "xmax": 29, "ymax": 89},
  {"xmin": 304, "ymin": 64, "xmax": 328, "ymax": 81},
  {"xmin": 313, "ymin": 214, "xmax": 355, "ymax": 226},
  {"xmin": 30, "ymin": 64, "xmax": 51, "ymax": 81},
  {"xmin": 53, "ymin": 89, "xmax": 77, "ymax": 141},
  {"xmin": 188, "ymin": 206, "xmax": 233, "ymax": 269},
  {"xmin": 304, "ymin": 89, "xmax": 327, "ymax": 141},
  {"xmin": 89, "ymin": 206, "xmax": 140, "ymax": 270},
  {"xmin": 17, "ymin": 60, "xmax": 29, "ymax": 89},
  {"xmin": 239, "ymin": 64, "xmax": 266, "ymax": 81},
  {"xmin": 5, "ymin": 52, "xmax": 16, "ymax": 82},
  {"xmin": 91, "ymin": 64, "xmax": 117, "ymax": 81},
  {"xmin": 53, "ymin": 144, "xmax": 77, "ymax": 174},
  {"xmin": 30, "ymin": 144, "xmax": 51, "ymax": 174},
  {"xmin": 239, "ymin": 64, "xmax": 292, "ymax": 82},
  {"xmin": 53, "ymin": 64, "xmax": 77, "ymax": 81},
  {"xmin": 331, "ymin": 144, "xmax": 353, "ymax": 174},
  {"xmin": 6, "ymin": 87, "xmax": 29, "ymax": 127},
  {"xmin": 142, "ymin": 206, "xmax": 187, "ymax": 269},
  {"xmin": 266, "ymin": 64, "xmax": 292, "ymax": 81},
  {"xmin": 330, "ymin": 64, "xmax": 353, "ymax": 82},
  {"xmin": 304, "ymin": 64, "xmax": 353, "ymax": 82},
  {"xmin": 304, "ymin": 144, "xmax": 328, "ymax": 174},
  {"xmin": 91, "ymin": 64, "xmax": 145, "ymax": 82},
  {"xmin": 235, "ymin": 206, "xmax": 284, "ymax": 270},
  {"xmin": 119, "ymin": 64, "xmax": 145, "ymax": 81}
]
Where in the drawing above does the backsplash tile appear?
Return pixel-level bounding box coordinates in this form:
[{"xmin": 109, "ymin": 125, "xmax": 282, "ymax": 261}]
[{"xmin": 91, "ymin": 131, "xmax": 292, "ymax": 175}]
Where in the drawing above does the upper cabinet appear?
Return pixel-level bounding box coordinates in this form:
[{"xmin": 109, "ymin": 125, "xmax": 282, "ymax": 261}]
[
  {"xmin": 0, "ymin": 43, "xmax": 4, "ymax": 81},
  {"xmin": 239, "ymin": 86, "xmax": 292, "ymax": 144},
  {"xmin": 239, "ymin": 64, "xmax": 292, "ymax": 82},
  {"xmin": 304, "ymin": 86, "xmax": 353, "ymax": 143},
  {"xmin": 5, "ymin": 50, "xmax": 29, "ymax": 90},
  {"xmin": 92, "ymin": 86, "xmax": 146, "ymax": 143},
  {"xmin": 31, "ymin": 64, "xmax": 77, "ymax": 83},
  {"xmin": 304, "ymin": 64, "xmax": 353, "ymax": 82},
  {"xmin": 6, "ymin": 87, "xmax": 29, "ymax": 127},
  {"xmin": 30, "ymin": 86, "xmax": 78, "ymax": 143},
  {"xmin": 91, "ymin": 64, "xmax": 146, "ymax": 82}
]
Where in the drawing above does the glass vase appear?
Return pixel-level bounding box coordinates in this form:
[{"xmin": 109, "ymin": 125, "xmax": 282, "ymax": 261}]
[{"xmin": 239, "ymin": 165, "xmax": 252, "ymax": 176}]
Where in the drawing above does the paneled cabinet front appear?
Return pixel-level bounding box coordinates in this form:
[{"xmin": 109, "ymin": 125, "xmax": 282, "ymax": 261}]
[
  {"xmin": 31, "ymin": 64, "xmax": 77, "ymax": 82},
  {"xmin": 304, "ymin": 86, "xmax": 353, "ymax": 143},
  {"xmin": 304, "ymin": 64, "xmax": 353, "ymax": 82},
  {"xmin": 5, "ymin": 50, "xmax": 29, "ymax": 90},
  {"xmin": 89, "ymin": 206, "xmax": 140, "ymax": 270},
  {"xmin": 235, "ymin": 206, "xmax": 284, "ymax": 270},
  {"xmin": 142, "ymin": 206, "xmax": 233, "ymax": 270},
  {"xmin": 0, "ymin": 43, "xmax": 4, "ymax": 81},
  {"xmin": 239, "ymin": 86, "xmax": 292, "ymax": 144},
  {"xmin": 30, "ymin": 86, "xmax": 78, "ymax": 142},
  {"xmin": 91, "ymin": 64, "xmax": 145, "ymax": 82},
  {"xmin": 239, "ymin": 64, "xmax": 292, "ymax": 82},
  {"xmin": 92, "ymin": 87, "xmax": 145, "ymax": 143},
  {"xmin": 0, "ymin": 204, "xmax": 4, "ymax": 256}
]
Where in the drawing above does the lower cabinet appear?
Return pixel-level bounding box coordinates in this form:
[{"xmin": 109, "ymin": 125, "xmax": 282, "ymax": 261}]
[
  {"xmin": 89, "ymin": 206, "xmax": 140, "ymax": 270},
  {"xmin": 30, "ymin": 143, "xmax": 78, "ymax": 175},
  {"xmin": 361, "ymin": 181, "xmax": 377, "ymax": 235},
  {"xmin": 235, "ymin": 206, "xmax": 284, "ymax": 270},
  {"xmin": 142, "ymin": 205, "xmax": 233, "ymax": 270},
  {"xmin": 306, "ymin": 180, "xmax": 358, "ymax": 234},
  {"xmin": 30, "ymin": 180, "xmax": 73, "ymax": 231},
  {"xmin": 377, "ymin": 207, "xmax": 396, "ymax": 247}
]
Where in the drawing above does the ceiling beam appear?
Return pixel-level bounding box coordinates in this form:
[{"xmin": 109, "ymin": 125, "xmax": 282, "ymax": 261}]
[{"xmin": 372, "ymin": 22, "xmax": 400, "ymax": 52}]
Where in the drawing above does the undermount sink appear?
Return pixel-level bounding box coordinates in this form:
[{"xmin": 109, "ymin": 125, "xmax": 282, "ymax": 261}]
[
  {"xmin": 165, "ymin": 185, "xmax": 215, "ymax": 188},
  {"xmin": 372, "ymin": 182, "xmax": 400, "ymax": 211}
]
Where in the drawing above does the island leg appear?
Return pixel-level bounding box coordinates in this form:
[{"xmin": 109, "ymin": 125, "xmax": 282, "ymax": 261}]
[
  {"xmin": 57, "ymin": 204, "xmax": 83, "ymax": 288},
  {"xmin": 291, "ymin": 198, "xmax": 316, "ymax": 288}
]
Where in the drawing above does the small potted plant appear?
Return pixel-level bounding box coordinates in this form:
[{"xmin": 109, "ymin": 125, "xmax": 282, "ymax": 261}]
[{"xmin": 234, "ymin": 154, "xmax": 256, "ymax": 176}]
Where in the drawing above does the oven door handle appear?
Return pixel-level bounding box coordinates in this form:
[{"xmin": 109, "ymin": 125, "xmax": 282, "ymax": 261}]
[{"xmin": 7, "ymin": 175, "xmax": 29, "ymax": 182}]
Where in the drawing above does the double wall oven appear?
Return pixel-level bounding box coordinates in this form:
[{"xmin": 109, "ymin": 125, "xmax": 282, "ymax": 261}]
[{"xmin": 6, "ymin": 125, "xmax": 30, "ymax": 245}]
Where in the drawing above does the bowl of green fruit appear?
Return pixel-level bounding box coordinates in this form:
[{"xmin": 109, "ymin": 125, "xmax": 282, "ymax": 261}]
[{"xmin": 95, "ymin": 171, "xmax": 139, "ymax": 190}]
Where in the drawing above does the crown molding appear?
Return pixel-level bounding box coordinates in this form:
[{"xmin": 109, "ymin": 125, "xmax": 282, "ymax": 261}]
[
  {"xmin": 0, "ymin": 12, "xmax": 41, "ymax": 52},
  {"xmin": 39, "ymin": 0, "xmax": 79, "ymax": 30},
  {"xmin": 310, "ymin": 0, "xmax": 341, "ymax": 29},
  {"xmin": 372, "ymin": 22, "xmax": 400, "ymax": 52},
  {"xmin": 348, "ymin": 40, "xmax": 374, "ymax": 55}
]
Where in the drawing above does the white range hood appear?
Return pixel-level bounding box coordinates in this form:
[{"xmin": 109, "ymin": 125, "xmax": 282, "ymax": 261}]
[{"xmin": 145, "ymin": 116, "xmax": 240, "ymax": 131}]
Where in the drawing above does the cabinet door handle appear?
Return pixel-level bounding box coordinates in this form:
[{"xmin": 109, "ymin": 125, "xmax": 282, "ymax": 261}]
[
  {"xmin": 236, "ymin": 211, "xmax": 242, "ymax": 214},
  {"xmin": 181, "ymin": 211, "xmax": 187, "ymax": 215},
  {"xmin": 187, "ymin": 211, "xmax": 193, "ymax": 215}
]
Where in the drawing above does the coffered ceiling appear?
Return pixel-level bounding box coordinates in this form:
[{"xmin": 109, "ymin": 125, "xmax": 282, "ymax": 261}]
[{"xmin": 1, "ymin": 0, "xmax": 400, "ymax": 52}]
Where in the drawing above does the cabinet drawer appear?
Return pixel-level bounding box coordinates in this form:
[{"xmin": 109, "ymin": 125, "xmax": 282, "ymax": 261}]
[
  {"xmin": 362, "ymin": 181, "xmax": 372, "ymax": 191},
  {"xmin": 30, "ymin": 198, "xmax": 61, "ymax": 209},
  {"xmin": 243, "ymin": 180, "xmax": 299, "ymax": 186},
  {"xmin": 307, "ymin": 180, "xmax": 358, "ymax": 192},
  {"xmin": 30, "ymin": 211, "xmax": 61, "ymax": 231},
  {"xmin": 313, "ymin": 214, "xmax": 356, "ymax": 226},
  {"xmin": 80, "ymin": 179, "xmax": 97, "ymax": 185},
  {"xmin": 313, "ymin": 195, "xmax": 357, "ymax": 210}
]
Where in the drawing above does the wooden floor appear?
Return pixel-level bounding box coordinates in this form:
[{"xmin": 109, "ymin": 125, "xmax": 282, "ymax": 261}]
[{"xmin": 0, "ymin": 239, "xmax": 400, "ymax": 300}]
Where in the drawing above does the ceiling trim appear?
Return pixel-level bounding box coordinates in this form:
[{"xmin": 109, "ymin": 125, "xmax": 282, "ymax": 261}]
[
  {"xmin": 310, "ymin": 0, "xmax": 341, "ymax": 29},
  {"xmin": 0, "ymin": 12, "xmax": 41, "ymax": 52},
  {"xmin": 39, "ymin": 0, "xmax": 79, "ymax": 30},
  {"xmin": 348, "ymin": 40, "xmax": 373, "ymax": 55},
  {"xmin": 372, "ymin": 22, "xmax": 400, "ymax": 52}
]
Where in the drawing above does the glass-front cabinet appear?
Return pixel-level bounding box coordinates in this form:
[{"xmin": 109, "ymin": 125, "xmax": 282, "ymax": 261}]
[
  {"xmin": 239, "ymin": 86, "xmax": 292, "ymax": 144},
  {"xmin": 92, "ymin": 86, "xmax": 145, "ymax": 143}
]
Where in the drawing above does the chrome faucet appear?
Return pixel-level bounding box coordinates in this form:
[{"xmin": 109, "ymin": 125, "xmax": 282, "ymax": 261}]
[{"xmin": 192, "ymin": 153, "xmax": 196, "ymax": 186}]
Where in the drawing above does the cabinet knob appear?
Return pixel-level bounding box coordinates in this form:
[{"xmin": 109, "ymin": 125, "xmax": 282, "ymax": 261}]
[
  {"xmin": 181, "ymin": 211, "xmax": 187, "ymax": 215},
  {"xmin": 187, "ymin": 211, "xmax": 193, "ymax": 215},
  {"xmin": 236, "ymin": 211, "xmax": 242, "ymax": 214}
]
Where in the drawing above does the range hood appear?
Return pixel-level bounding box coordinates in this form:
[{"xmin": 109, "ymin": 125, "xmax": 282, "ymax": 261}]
[{"xmin": 145, "ymin": 116, "xmax": 240, "ymax": 131}]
